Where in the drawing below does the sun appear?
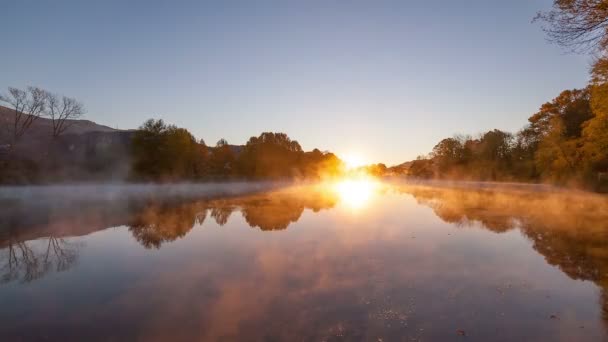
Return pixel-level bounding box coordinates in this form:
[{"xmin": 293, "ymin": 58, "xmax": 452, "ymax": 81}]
[{"xmin": 341, "ymin": 153, "xmax": 366, "ymax": 170}]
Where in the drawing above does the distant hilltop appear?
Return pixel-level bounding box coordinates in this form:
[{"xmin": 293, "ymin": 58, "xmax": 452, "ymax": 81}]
[
  {"xmin": 0, "ymin": 105, "xmax": 249, "ymax": 183},
  {"xmin": 0, "ymin": 105, "xmax": 118, "ymax": 142},
  {"xmin": 0, "ymin": 105, "xmax": 244, "ymax": 153}
]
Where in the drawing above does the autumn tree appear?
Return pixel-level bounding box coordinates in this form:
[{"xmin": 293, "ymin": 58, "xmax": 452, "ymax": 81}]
[
  {"xmin": 478, "ymin": 130, "xmax": 513, "ymax": 162},
  {"xmin": 583, "ymin": 59, "xmax": 608, "ymax": 182},
  {"xmin": 535, "ymin": 0, "xmax": 608, "ymax": 52},
  {"xmin": 528, "ymin": 89, "xmax": 594, "ymax": 182},
  {"xmin": 431, "ymin": 137, "xmax": 466, "ymax": 172}
]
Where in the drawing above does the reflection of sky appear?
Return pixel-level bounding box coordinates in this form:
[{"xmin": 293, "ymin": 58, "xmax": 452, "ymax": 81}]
[{"xmin": 0, "ymin": 185, "xmax": 606, "ymax": 340}]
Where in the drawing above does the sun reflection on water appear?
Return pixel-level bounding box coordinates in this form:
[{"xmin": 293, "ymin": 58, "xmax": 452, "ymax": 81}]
[{"xmin": 332, "ymin": 177, "xmax": 379, "ymax": 210}]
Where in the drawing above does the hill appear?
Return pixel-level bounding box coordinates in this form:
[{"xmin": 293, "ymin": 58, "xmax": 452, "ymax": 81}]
[{"xmin": 0, "ymin": 105, "xmax": 117, "ymax": 144}]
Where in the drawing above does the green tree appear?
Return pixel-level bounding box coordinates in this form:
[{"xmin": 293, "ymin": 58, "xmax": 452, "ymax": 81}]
[
  {"xmin": 208, "ymin": 138, "xmax": 236, "ymax": 177},
  {"xmin": 236, "ymin": 132, "xmax": 303, "ymax": 178},
  {"xmin": 131, "ymin": 119, "xmax": 206, "ymax": 180}
]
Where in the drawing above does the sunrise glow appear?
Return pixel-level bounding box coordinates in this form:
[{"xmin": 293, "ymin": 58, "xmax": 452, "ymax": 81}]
[
  {"xmin": 341, "ymin": 153, "xmax": 367, "ymax": 170},
  {"xmin": 333, "ymin": 177, "xmax": 379, "ymax": 209}
]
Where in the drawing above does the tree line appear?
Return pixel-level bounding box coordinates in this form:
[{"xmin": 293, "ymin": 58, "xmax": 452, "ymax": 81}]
[
  {"xmin": 0, "ymin": 87, "xmax": 343, "ymax": 183},
  {"xmin": 408, "ymin": 83, "xmax": 608, "ymax": 190},
  {"xmin": 130, "ymin": 119, "xmax": 344, "ymax": 181},
  {"xmin": 406, "ymin": 1, "xmax": 608, "ymax": 191}
]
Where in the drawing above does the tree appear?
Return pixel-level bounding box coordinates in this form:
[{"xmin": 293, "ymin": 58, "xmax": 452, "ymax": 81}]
[
  {"xmin": 208, "ymin": 138, "xmax": 235, "ymax": 176},
  {"xmin": 0, "ymin": 87, "xmax": 46, "ymax": 145},
  {"xmin": 478, "ymin": 130, "xmax": 513, "ymax": 162},
  {"xmin": 535, "ymin": 0, "xmax": 608, "ymax": 52},
  {"xmin": 529, "ymin": 89, "xmax": 594, "ymax": 182},
  {"xmin": 128, "ymin": 203, "xmax": 199, "ymax": 249},
  {"xmin": 431, "ymin": 137, "xmax": 466, "ymax": 171},
  {"xmin": 216, "ymin": 138, "xmax": 228, "ymax": 147},
  {"xmin": 43, "ymin": 91, "xmax": 85, "ymax": 138},
  {"xmin": 529, "ymin": 88, "xmax": 592, "ymax": 139},
  {"xmin": 582, "ymin": 59, "xmax": 608, "ymax": 180},
  {"xmin": 131, "ymin": 119, "xmax": 206, "ymax": 180},
  {"xmin": 236, "ymin": 132, "xmax": 303, "ymax": 178},
  {"xmin": 407, "ymin": 157, "xmax": 435, "ymax": 179}
]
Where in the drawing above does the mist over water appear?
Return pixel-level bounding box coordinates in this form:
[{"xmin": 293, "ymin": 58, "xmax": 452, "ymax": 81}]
[
  {"xmin": 1, "ymin": 181, "xmax": 607, "ymax": 341},
  {"xmin": 0, "ymin": 181, "xmax": 288, "ymax": 203}
]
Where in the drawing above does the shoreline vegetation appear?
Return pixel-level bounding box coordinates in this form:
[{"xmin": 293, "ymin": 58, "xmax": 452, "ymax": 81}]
[
  {"xmin": 401, "ymin": 86, "xmax": 608, "ymax": 192},
  {"xmin": 0, "ymin": 2, "xmax": 607, "ymax": 192},
  {"xmin": 0, "ymin": 89, "xmax": 606, "ymax": 192},
  {"xmin": 401, "ymin": 2, "xmax": 608, "ymax": 192}
]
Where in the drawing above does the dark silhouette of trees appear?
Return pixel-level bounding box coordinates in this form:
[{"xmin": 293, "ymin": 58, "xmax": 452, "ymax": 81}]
[
  {"xmin": 0, "ymin": 86, "xmax": 90, "ymax": 184},
  {"xmin": 42, "ymin": 91, "xmax": 86, "ymax": 138},
  {"xmin": 129, "ymin": 124, "xmax": 345, "ymax": 182},
  {"xmin": 235, "ymin": 132, "xmax": 343, "ymax": 179},
  {"xmin": 236, "ymin": 132, "xmax": 303, "ymax": 178},
  {"xmin": 0, "ymin": 87, "xmax": 46, "ymax": 146},
  {"xmin": 0, "ymin": 86, "xmax": 87, "ymax": 144},
  {"xmin": 131, "ymin": 119, "xmax": 207, "ymax": 181},
  {"xmin": 208, "ymin": 138, "xmax": 236, "ymax": 177}
]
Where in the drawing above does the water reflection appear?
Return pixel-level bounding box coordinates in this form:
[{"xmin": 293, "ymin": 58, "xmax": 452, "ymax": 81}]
[
  {"xmin": 1, "ymin": 182, "xmax": 608, "ymax": 340},
  {"xmin": 400, "ymin": 184, "xmax": 608, "ymax": 322},
  {"xmin": 333, "ymin": 178, "xmax": 379, "ymax": 210},
  {"xmin": 1, "ymin": 236, "xmax": 81, "ymax": 283},
  {"xmin": 0, "ymin": 185, "xmax": 339, "ymax": 257},
  {"xmin": 128, "ymin": 202, "xmax": 205, "ymax": 249}
]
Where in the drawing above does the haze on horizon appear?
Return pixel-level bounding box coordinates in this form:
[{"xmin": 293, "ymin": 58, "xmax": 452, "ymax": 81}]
[{"xmin": 0, "ymin": 0, "xmax": 590, "ymax": 165}]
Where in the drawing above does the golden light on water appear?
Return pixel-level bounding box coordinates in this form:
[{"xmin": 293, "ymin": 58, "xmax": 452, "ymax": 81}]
[{"xmin": 332, "ymin": 177, "xmax": 379, "ymax": 209}]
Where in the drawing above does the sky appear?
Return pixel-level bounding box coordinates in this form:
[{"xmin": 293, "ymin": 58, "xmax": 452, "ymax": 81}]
[{"xmin": 0, "ymin": 0, "xmax": 591, "ymax": 165}]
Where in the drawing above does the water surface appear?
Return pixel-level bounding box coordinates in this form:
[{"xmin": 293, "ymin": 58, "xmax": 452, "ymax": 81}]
[{"xmin": 1, "ymin": 181, "xmax": 607, "ymax": 341}]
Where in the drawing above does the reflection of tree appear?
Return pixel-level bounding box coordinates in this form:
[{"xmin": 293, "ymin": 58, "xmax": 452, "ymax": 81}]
[
  {"xmin": 241, "ymin": 197, "xmax": 305, "ymax": 231},
  {"xmin": 407, "ymin": 187, "xmax": 521, "ymax": 232},
  {"xmin": 0, "ymin": 185, "xmax": 339, "ymax": 283},
  {"xmin": 0, "ymin": 236, "xmax": 80, "ymax": 284},
  {"xmin": 128, "ymin": 202, "xmax": 205, "ymax": 249},
  {"xmin": 403, "ymin": 185, "xmax": 608, "ymax": 324},
  {"xmin": 231, "ymin": 187, "xmax": 338, "ymax": 231},
  {"xmin": 210, "ymin": 203, "xmax": 234, "ymax": 226}
]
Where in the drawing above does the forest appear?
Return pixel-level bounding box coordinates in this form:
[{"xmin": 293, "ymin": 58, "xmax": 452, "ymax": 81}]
[
  {"xmin": 406, "ymin": 1, "xmax": 608, "ymax": 191},
  {"xmin": 129, "ymin": 119, "xmax": 343, "ymax": 181}
]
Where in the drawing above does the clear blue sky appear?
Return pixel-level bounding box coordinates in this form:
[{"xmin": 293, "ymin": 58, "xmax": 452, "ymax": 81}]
[{"xmin": 0, "ymin": 0, "xmax": 590, "ymax": 165}]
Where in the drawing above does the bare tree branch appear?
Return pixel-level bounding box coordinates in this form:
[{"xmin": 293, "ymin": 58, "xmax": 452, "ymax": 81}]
[
  {"xmin": 535, "ymin": 0, "xmax": 608, "ymax": 53},
  {"xmin": 0, "ymin": 86, "xmax": 47, "ymax": 145},
  {"xmin": 43, "ymin": 91, "xmax": 86, "ymax": 138}
]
